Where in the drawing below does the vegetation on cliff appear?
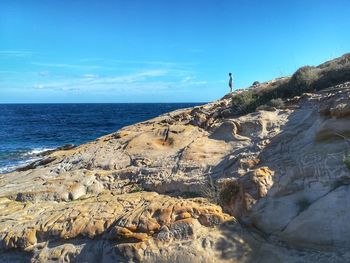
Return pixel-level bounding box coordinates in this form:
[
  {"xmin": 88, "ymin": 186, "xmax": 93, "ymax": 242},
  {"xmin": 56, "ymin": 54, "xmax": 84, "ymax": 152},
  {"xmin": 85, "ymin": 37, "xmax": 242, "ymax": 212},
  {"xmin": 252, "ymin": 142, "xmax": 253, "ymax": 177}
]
[{"xmin": 231, "ymin": 53, "xmax": 350, "ymax": 115}]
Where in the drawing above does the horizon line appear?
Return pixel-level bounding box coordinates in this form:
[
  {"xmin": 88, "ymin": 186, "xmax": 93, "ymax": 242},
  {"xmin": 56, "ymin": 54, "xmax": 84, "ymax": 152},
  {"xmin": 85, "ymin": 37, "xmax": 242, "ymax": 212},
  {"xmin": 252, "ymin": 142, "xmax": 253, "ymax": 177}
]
[{"xmin": 0, "ymin": 102, "xmax": 208, "ymax": 104}]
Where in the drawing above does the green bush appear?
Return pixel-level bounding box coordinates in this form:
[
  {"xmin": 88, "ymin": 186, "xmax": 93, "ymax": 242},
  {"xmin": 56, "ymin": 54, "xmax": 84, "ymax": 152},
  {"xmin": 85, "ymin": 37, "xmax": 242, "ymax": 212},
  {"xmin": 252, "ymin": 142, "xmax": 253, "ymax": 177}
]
[
  {"xmin": 230, "ymin": 53, "xmax": 350, "ymax": 116},
  {"xmin": 130, "ymin": 185, "xmax": 143, "ymax": 193},
  {"xmin": 231, "ymin": 90, "xmax": 259, "ymax": 114},
  {"xmin": 268, "ymin": 98, "xmax": 284, "ymax": 108},
  {"xmin": 288, "ymin": 66, "xmax": 319, "ymax": 94}
]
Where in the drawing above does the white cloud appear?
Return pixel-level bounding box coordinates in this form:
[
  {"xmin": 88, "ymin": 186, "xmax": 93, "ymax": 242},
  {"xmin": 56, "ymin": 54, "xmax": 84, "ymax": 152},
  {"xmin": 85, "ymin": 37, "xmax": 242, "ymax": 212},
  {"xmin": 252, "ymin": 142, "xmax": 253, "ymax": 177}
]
[
  {"xmin": 31, "ymin": 62, "xmax": 100, "ymax": 70},
  {"xmin": 86, "ymin": 69, "xmax": 168, "ymax": 84},
  {"xmin": 33, "ymin": 84, "xmax": 45, "ymax": 89},
  {"xmin": 29, "ymin": 67, "xmax": 216, "ymax": 95},
  {"xmin": 0, "ymin": 50, "xmax": 34, "ymax": 58},
  {"xmin": 180, "ymin": 76, "xmax": 207, "ymax": 86},
  {"xmin": 82, "ymin": 74, "xmax": 99, "ymax": 79},
  {"xmin": 14, "ymin": 57, "xmax": 213, "ymax": 96},
  {"xmin": 181, "ymin": 76, "xmax": 195, "ymax": 83},
  {"xmin": 79, "ymin": 58, "xmax": 183, "ymax": 66},
  {"xmin": 38, "ymin": 71, "xmax": 50, "ymax": 77},
  {"xmin": 31, "ymin": 69, "xmax": 169, "ymax": 92}
]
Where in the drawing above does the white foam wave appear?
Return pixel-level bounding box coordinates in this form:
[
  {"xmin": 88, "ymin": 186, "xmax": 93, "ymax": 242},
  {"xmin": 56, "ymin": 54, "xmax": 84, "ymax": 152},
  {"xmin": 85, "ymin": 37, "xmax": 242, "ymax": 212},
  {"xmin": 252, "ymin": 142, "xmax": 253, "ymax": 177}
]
[
  {"xmin": 23, "ymin": 147, "xmax": 55, "ymax": 156},
  {"xmin": 0, "ymin": 147, "xmax": 56, "ymax": 174},
  {"xmin": 0, "ymin": 158, "xmax": 40, "ymax": 174}
]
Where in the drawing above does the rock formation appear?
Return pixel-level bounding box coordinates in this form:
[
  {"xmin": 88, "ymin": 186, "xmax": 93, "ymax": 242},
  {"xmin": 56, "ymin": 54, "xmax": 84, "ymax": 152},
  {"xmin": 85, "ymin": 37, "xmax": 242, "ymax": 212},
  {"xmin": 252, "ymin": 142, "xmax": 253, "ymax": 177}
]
[{"xmin": 1, "ymin": 54, "xmax": 350, "ymax": 262}]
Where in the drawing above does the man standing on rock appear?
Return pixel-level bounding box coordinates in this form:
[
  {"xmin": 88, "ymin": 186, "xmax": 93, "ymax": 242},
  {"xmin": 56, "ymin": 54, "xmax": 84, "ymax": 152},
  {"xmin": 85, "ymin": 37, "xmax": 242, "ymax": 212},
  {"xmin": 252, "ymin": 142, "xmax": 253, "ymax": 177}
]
[{"xmin": 229, "ymin": 73, "xmax": 233, "ymax": 93}]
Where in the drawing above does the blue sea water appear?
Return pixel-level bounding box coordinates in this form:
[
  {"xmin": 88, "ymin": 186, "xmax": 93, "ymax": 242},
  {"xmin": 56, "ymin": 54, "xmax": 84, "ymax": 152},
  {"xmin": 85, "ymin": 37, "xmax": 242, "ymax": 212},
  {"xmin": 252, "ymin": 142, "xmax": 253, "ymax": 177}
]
[{"xmin": 0, "ymin": 103, "xmax": 202, "ymax": 173}]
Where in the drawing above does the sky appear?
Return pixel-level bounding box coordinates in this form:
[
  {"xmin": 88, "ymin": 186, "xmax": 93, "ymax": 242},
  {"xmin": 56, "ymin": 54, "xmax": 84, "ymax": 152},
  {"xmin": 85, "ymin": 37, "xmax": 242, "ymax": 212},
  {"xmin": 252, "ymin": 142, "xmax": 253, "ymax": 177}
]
[{"xmin": 0, "ymin": 0, "xmax": 349, "ymax": 103}]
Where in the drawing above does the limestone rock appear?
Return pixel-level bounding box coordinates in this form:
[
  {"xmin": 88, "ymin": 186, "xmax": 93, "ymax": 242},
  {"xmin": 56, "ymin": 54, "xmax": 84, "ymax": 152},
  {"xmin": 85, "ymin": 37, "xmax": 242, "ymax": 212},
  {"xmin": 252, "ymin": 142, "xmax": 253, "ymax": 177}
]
[
  {"xmin": 0, "ymin": 192, "xmax": 233, "ymax": 262},
  {"xmin": 1, "ymin": 80, "xmax": 350, "ymax": 261}
]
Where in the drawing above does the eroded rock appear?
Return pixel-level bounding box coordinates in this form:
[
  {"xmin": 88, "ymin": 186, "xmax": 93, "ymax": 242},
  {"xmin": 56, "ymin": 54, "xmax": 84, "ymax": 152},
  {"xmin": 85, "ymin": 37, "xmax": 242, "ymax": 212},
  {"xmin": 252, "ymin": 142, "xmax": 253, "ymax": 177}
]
[{"xmin": 1, "ymin": 81, "xmax": 350, "ymax": 262}]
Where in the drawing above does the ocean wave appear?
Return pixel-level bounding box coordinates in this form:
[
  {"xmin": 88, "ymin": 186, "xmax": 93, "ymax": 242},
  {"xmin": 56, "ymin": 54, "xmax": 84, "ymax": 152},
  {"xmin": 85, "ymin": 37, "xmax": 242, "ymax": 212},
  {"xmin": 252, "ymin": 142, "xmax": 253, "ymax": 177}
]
[
  {"xmin": 0, "ymin": 147, "xmax": 55, "ymax": 174},
  {"xmin": 0, "ymin": 158, "xmax": 40, "ymax": 174},
  {"xmin": 23, "ymin": 147, "xmax": 56, "ymax": 156}
]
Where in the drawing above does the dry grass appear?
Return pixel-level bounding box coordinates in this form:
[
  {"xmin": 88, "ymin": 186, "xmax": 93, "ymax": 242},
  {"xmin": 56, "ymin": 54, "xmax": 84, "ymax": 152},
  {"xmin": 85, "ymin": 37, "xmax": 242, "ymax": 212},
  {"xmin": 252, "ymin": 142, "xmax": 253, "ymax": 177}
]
[
  {"xmin": 200, "ymin": 176, "xmax": 240, "ymax": 207},
  {"xmin": 200, "ymin": 175, "xmax": 220, "ymax": 204}
]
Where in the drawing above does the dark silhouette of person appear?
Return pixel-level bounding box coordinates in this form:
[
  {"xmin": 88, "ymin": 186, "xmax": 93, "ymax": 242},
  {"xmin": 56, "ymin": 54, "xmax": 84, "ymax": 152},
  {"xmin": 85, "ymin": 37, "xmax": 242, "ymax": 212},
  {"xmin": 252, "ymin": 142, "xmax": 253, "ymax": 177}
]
[{"xmin": 229, "ymin": 73, "xmax": 233, "ymax": 93}]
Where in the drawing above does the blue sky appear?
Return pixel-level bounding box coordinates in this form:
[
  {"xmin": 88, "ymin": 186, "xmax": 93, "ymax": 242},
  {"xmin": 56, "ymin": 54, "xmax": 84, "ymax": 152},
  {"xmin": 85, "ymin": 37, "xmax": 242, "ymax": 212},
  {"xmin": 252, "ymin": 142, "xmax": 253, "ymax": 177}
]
[{"xmin": 0, "ymin": 0, "xmax": 349, "ymax": 103}]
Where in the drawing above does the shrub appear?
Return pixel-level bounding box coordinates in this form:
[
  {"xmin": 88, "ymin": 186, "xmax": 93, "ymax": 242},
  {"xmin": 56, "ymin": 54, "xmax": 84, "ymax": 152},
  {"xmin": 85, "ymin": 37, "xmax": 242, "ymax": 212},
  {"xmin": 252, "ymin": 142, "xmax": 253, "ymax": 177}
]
[
  {"xmin": 200, "ymin": 175, "xmax": 220, "ymax": 204},
  {"xmin": 219, "ymin": 180, "xmax": 240, "ymax": 206},
  {"xmin": 231, "ymin": 90, "xmax": 259, "ymax": 114},
  {"xmin": 313, "ymin": 65, "xmax": 350, "ymax": 91},
  {"xmin": 200, "ymin": 177, "xmax": 241, "ymax": 206},
  {"xmin": 286, "ymin": 54, "xmax": 350, "ymax": 95},
  {"xmin": 130, "ymin": 185, "xmax": 143, "ymax": 193},
  {"xmin": 289, "ymin": 66, "xmax": 319, "ymax": 94},
  {"xmin": 229, "ymin": 53, "xmax": 350, "ymax": 116},
  {"xmin": 268, "ymin": 98, "xmax": 284, "ymax": 108}
]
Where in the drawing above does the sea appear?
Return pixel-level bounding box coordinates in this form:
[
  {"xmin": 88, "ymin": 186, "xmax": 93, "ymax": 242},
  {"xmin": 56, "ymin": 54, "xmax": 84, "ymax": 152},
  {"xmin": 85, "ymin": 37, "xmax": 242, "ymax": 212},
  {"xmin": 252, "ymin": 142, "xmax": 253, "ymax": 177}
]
[{"xmin": 0, "ymin": 103, "xmax": 203, "ymax": 174}]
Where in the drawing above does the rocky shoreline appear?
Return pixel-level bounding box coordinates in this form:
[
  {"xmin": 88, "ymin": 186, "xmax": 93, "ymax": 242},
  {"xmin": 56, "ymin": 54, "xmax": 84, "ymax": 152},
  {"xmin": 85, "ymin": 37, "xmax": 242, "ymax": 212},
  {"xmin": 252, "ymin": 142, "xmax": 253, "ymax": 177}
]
[
  {"xmin": 1, "ymin": 54, "xmax": 350, "ymax": 262},
  {"xmin": 15, "ymin": 144, "xmax": 76, "ymax": 172}
]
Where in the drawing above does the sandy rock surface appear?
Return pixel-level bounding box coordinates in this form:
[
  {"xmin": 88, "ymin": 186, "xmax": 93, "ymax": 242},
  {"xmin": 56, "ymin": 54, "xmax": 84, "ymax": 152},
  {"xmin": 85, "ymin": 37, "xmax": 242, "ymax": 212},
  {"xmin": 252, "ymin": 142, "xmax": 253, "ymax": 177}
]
[{"xmin": 1, "ymin": 82, "xmax": 350, "ymax": 262}]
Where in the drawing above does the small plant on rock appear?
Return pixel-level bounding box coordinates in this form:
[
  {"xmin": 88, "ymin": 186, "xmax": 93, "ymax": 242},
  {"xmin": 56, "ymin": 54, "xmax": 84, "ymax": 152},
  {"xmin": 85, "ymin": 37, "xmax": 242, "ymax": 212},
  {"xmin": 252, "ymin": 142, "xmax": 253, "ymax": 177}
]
[
  {"xmin": 130, "ymin": 185, "xmax": 144, "ymax": 193},
  {"xmin": 200, "ymin": 175, "xmax": 220, "ymax": 204},
  {"xmin": 344, "ymin": 154, "xmax": 350, "ymax": 171},
  {"xmin": 201, "ymin": 177, "xmax": 241, "ymax": 207},
  {"xmin": 219, "ymin": 180, "xmax": 240, "ymax": 206}
]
